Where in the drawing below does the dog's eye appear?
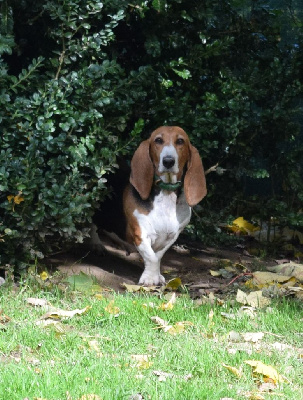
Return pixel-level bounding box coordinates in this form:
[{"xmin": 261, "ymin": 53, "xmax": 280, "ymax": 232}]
[
  {"xmin": 155, "ymin": 137, "xmax": 164, "ymax": 145},
  {"xmin": 176, "ymin": 138, "xmax": 185, "ymax": 145}
]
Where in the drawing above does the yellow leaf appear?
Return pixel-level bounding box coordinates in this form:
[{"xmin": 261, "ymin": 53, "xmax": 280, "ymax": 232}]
[
  {"xmin": 150, "ymin": 316, "xmax": 193, "ymax": 335},
  {"xmin": 210, "ymin": 270, "xmax": 221, "ymax": 277},
  {"xmin": 252, "ymin": 271, "xmax": 292, "ymax": 287},
  {"xmin": 159, "ymin": 292, "xmax": 176, "ymax": 311},
  {"xmin": 121, "ymin": 283, "xmax": 142, "ymax": 292},
  {"xmin": 227, "ymin": 217, "xmax": 260, "ymax": 235},
  {"xmin": 222, "ymin": 363, "xmax": 242, "ymax": 378},
  {"xmin": 78, "ymin": 395, "xmax": 103, "ymax": 400},
  {"xmin": 244, "ymin": 360, "xmax": 287, "ymax": 383},
  {"xmin": 165, "ymin": 277, "xmax": 182, "ymax": 290},
  {"xmin": 87, "ymin": 340, "xmax": 103, "ymax": 357},
  {"xmin": 131, "ymin": 354, "xmax": 153, "ymax": 369},
  {"xmin": 14, "ymin": 193, "xmax": 24, "ymax": 204},
  {"xmin": 104, "ymin": 300, "xmax": 120, "ymax": 316},
  {"xmin": 7, "ymin": 195, "xmax": 14, "ymax": 203},
  {"xmin": 40, "ymin": 271, "xmax": 49, "ymax": 281}
]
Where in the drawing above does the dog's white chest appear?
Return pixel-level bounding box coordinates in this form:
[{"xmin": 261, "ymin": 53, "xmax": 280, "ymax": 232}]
[{"xmin": 134, "ymin": 191, "xmax": 191, "ymax": 252}]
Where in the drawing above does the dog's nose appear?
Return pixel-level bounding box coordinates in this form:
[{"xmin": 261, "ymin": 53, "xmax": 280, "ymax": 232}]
[{"xmin": 163, "ymin": 156, "xmax": 175, "ymax": 169}]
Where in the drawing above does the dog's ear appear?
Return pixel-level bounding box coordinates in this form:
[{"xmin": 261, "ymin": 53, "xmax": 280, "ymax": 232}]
[
  {"xmin": 130, "ymin": 139, "xmax": 154, "ymax": 200},
  {"xmin": 184, "ymin": 145, "xmax": 207, "ymax": 207}
]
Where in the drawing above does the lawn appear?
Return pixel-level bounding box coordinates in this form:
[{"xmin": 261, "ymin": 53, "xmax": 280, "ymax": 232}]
[{"xmin": 0, "ymin": 273, "xmax": 302, "ymax": 400}]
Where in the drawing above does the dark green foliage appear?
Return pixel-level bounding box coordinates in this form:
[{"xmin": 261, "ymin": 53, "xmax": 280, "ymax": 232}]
[{"xmin": 0, "ymin": 0, "xmax": 302, "ymax": 269}]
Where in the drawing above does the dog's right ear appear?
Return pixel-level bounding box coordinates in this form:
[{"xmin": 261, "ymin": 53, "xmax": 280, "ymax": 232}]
[{"xmin": 130, "ymin": 139, "xmax": 154, "ymax": 200}]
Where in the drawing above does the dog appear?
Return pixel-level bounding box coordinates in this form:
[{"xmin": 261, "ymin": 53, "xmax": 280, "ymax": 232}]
[{"xmin": 122, "ymin": 126, "xmax": 207, "ymax": 285}]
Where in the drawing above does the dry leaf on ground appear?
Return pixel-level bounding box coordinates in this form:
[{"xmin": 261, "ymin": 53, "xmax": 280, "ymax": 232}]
[
  {"xmin": 165, "ymin": 277, "xmax": 182, "ymax": 290},
  {"xmin": 153, "ymin": 370, "xmax": 192, "ymax": 381},
  {"xmin": 158, "ymin": 293, "xmax": 176, "ymax": 310},
  {"xmin": 268, "ymin": 262, "xmax": 303, "ymax": 282},
  {"xmin": 130, "ymin": 354, "xmax": 153, "ymax": 369},
  {"xmin": 244, "ymin": 360, "xmax": 288, "ymax": 383},
  {"xmin": 40, "ymin": 306, "xmax": 91, "ymax": 320},
  {"xmin": 251, "ymin": 271, "xmax": 295, "ymax": 286},
  {"xmin": 104, "ymin": 301, "xmax": 120, "ymax": 316},
  {"xmin": 85, "ymin": 339, "xmax": 103, "ymax": 357},
  {"xmin": 150, "ymin": 316, "xmax": 193, "ymax": 335},
  {"xmin": 26, "ymin": 298, "xmax": 49, "ymax": 307},
  {"xmin": 236, "ymin": 289, "xmax": 271, "ymax": 308},
  {"xmin": 222, "ymin": 363, "xmax": 242, "ymax": 378},
  {"xmin": 242, "ymin": 332, "xmax": 264, "ymax": 343},
  {"xmin": 0, "ymin": 311, "xmax": 11, "ymax": 324}
]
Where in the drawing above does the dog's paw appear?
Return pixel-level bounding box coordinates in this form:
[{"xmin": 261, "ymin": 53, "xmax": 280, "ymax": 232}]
[{"xmin": 138, "ymin": 272, "xmax": 165, "ymax": 286}]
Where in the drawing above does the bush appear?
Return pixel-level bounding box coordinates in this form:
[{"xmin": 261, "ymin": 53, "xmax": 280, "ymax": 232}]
[{"xmin": 0, "ymin": 0, "xmax": 144, "ymax": 269}]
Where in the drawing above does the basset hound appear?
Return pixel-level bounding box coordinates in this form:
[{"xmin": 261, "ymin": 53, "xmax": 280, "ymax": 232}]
[{"xmin": 123, "ymin": 126, "xmax": 207, "ymax": 286}]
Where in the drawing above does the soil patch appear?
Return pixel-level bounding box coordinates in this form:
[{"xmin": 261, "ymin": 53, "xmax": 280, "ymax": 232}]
[{"xmin": 46, "ymin": 235, "xmax": 277, "ymax": 295}]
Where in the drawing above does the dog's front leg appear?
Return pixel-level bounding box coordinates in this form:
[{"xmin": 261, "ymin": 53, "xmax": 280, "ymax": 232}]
[{"xmin": 136, "ymin": 240, "xmax": 165, "ymax": 286}]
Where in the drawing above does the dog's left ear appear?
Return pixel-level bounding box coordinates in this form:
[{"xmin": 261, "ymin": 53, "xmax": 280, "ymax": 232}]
[{"xmin": 184, "ymin": 145, "xmax": 207, "ymax": 207}]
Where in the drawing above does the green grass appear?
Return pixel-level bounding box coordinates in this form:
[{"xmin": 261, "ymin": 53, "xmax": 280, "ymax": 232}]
[{"xmin": 0, "ymin": 281, "xmax": 302, "ymax": 400}]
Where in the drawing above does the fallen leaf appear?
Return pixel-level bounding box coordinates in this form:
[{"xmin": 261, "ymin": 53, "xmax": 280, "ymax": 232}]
[
  {"xmin": 150, "ymin": 316, "xmax": 193, "ymax": 335},
  {"xmin": 129, "ymin": 394, "xmax": 145, "ymax": 400},
  {"xmin": 268, "ymin": 262, "xmax": 303, "ymax": 282},
  {"xmin": 104, "ymin": 301, "xmax": 120, "ymax": 316},
  {"xmin": 258, "ymin": 381, "xmax": 277, "ymax": 392},
  {"xmin": 244, "ymin": 360, "xmax": 287, "ymax": 383},
  {"xmin": 78, "ymin": 395, "xmax": 102, "ymax": 400},
  {"xmin": 251, "ymin": 271, "xmax": 293, "ymax": 287},
  {"xmin": 236, "ymin": 290, "xmax": 271, "ymax": 308},
  {"xmin": 165, "ymin": 277, "xmax": 182, "ymax": 291},
  {"xmin": 26, "ymin": 298, "xmax": 49, "ymax": 307},
  {"xmin": 153, "ymin": 370, "xmax": 192, "ymax": 381},
  {"xmin": 238, "ymin": 306, "xmax": 256, "ymax": 319},
  {"xmin": 227, "ymin": 217, "xmax": 260, "ymax": 235},
  {"xmin": 86, "ymin": 340, "xmax": 103, "ymax": 357},
  {"xmin": 210, "ymin": 270, "xmax": 222, "ymax": 277},
  {"xmin": 121, "ymin": 283, "xmax": 142, "ymax": 292},
  {"xmin": 227, "ymin": 331, "xmax": 242, "ymax": 342},
  {"xmin": 40, "ymin": 271, "xmax": 49, "ymax": 281},
  {"xmin": 40, "ymin": 306, "xmax": 91, "ymax": 320},
  {"xmin": 130, "ymin": 354, "xmax": 153, "ymax": 369},
  {"xmin": 242, "ymin": 332, "xmax": 264, "ymax": 343},
  {"xmin": 0, "ymin": 311, "xmax": 11, "ymax": 324},
  {"xmin": 159, "ymin": 293, "xmax": 176, "ymax": 310},
  {"xmin": 35, "ymin": 319, "xmax": 73, "ymax": 335},
  {"xmin": 222, "ymin": 363, "xmax": 242, "ymax": 378},
  {"xmin": 221, "ymin": 312, "xmax": 236, "ymax": 320}
]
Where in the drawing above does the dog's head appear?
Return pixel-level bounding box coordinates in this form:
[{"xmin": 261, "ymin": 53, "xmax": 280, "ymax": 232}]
[{"xmin": 130, "ymin": 126, "xmax": 207, "ymax": 206}]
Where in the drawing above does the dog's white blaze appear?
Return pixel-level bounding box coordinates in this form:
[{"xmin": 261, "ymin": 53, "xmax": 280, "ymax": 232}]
[
  {"xmin": 134, "ymin": 190, "xmax": 191, "ymax": 285},
  {"xmin": 158, "ymin": 143, "xmax": 179, "ymax": 174}
]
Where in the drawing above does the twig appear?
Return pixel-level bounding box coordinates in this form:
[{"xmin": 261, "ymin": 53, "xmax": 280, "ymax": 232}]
[{"xmin": 205, "ymin": 163, "xmax": 218, "ymax": 175}]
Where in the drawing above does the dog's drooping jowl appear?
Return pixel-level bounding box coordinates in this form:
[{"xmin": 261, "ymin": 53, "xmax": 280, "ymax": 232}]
[{"xmin": 122, "ymin": 126, "xmax": 207, "ymax": 285}]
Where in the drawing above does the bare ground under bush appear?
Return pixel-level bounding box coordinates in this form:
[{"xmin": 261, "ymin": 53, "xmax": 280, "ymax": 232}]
[{"xmin": 46, "ymin": 235, "xmax": 277, "ymax": 295}]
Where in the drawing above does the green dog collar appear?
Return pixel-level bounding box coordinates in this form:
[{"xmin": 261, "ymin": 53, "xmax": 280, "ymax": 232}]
[{"xmin": 154, "ymin": 175, "xmax": 182, "ymax": 191}]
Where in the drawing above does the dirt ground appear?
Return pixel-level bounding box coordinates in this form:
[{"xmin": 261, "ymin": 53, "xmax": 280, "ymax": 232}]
[{"xmin": 46, "ymin": 234, "xmax": 276, "ymax": 296}]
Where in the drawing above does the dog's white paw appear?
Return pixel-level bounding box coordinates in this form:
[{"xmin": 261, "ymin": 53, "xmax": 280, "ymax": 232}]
[{"xmin": 138, "ymin": 272, "xmax": 165, "ymax": 286}]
